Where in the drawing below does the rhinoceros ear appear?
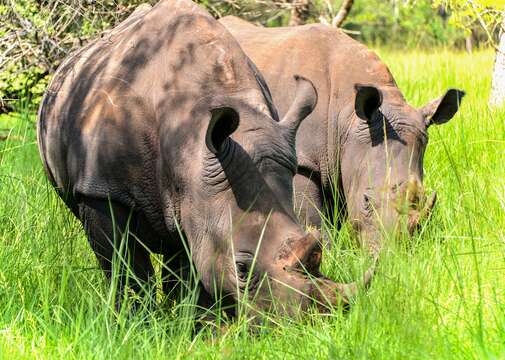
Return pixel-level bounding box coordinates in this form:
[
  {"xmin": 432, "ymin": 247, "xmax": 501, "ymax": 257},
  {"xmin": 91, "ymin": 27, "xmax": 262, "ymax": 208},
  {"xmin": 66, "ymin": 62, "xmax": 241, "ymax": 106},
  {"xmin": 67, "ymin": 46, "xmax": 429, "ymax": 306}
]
[
  {"xmin": 279, "ymin": 75, "xmax": 318, "ymax": 137},
  {"xmin": 420, "ymin": 89, "xmax": 465, "ymax": 127},
  {"xmin": 206, "ymin": 107, "xmax": 240, "ymax": 154},
  {"xmin": 355, "ymin": 84, "xmax": 382, "ymax": 121}
]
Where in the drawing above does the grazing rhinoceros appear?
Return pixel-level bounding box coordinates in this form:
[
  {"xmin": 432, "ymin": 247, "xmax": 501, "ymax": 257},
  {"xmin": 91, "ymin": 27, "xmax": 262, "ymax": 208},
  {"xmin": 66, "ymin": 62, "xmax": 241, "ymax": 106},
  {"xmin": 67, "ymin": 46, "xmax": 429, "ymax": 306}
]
[
  {"xmin": 220, "ymin": 17, "xmax": 465, "ymax": 256},
  {"xmin": 37, "ymin": 0, "xmax": 368, "ymax": 316}
]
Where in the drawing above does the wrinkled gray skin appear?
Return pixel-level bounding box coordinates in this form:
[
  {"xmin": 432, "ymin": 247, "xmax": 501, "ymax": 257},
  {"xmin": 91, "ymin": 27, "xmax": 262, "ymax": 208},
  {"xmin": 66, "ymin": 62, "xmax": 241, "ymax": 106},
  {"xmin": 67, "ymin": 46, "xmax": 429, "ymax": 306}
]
[
  {"xmin": 221, "ymin": 17, "xmax": 465, "ymax": 257},
  {"xmin": 37, "ymin": 0, "xmax": 362, "ymax": 317}
]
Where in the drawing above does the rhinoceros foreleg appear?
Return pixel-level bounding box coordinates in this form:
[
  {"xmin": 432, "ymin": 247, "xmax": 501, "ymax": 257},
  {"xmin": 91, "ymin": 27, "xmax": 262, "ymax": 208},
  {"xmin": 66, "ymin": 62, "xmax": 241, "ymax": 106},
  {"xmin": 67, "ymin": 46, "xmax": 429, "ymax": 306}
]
[
  {"xmin": 161, "ymin": 251, "xmax": 191, "ymax": 301},
  {"xmin": 77, "ymin": 197, "xmax": 155, "ymax": 311}
]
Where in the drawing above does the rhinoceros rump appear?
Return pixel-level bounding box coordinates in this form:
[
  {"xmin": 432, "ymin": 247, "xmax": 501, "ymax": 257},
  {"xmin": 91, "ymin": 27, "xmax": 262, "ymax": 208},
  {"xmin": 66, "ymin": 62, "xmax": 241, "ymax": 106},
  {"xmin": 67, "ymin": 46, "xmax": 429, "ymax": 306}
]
[
  {"xmin": 37, "ymin": 0, "xmax": 367, "ymax": 316},
  {"xmin": 221, "ymin": 17, "xmax": 465, "ymax": 257}
]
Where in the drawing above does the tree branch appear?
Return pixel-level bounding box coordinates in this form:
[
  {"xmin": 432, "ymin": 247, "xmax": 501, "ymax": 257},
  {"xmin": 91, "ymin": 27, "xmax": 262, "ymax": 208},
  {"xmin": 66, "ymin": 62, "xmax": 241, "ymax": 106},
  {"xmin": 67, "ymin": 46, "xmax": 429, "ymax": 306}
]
[{"xmin": 332, "ymin": 0, "xmax": 354, "ymax": 27}]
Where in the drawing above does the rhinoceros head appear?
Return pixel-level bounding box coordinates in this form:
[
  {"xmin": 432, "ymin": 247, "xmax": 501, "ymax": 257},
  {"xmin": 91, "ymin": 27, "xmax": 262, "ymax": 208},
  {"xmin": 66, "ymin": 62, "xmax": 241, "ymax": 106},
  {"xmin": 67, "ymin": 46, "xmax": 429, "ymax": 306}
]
[
  {"xmin": 340, "ymin": 85, "xmax": 465, "ymax": 256},
  {"xmin": 175, "ymin": 77, "xmax": 365, "ymax": 316}
]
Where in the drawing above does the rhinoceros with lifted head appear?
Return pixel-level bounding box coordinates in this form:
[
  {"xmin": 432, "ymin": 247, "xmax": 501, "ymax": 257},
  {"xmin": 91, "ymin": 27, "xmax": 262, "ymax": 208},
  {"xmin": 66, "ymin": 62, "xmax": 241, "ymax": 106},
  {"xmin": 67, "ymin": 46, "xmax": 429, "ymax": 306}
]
[
  {"xmin": 37, "ymin": 0, "xmax": 367, "ymax": 316},
  {"xmin": 220, "ymin": 17, "xmax": 465, "ymax": 257}
]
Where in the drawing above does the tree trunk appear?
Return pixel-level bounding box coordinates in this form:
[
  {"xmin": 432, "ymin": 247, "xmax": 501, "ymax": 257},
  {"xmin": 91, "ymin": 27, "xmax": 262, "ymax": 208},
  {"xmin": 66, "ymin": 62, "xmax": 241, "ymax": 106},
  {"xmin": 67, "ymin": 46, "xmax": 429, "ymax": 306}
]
[
  {"xmin": 332, "ymin": 0, "xmax": 354, "ymax": 28},
  {"xmin": 465, "ymin": 35, "xmax": 473, "ymax": 54},
  {"xmin": 490, "ymin": 15, "xmax": 505, "ymax": 107},
  {"xmin": 289, "ymin": 0, "xmax": 310, "ymax": 26}
]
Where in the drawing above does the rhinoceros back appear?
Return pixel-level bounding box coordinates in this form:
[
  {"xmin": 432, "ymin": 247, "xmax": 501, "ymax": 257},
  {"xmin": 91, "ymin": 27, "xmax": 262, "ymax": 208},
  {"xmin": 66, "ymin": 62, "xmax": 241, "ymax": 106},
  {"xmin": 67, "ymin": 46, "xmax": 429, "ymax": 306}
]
[{"xmin": 37, "ymin": 0, "xmax": 258, "ymax": 230}]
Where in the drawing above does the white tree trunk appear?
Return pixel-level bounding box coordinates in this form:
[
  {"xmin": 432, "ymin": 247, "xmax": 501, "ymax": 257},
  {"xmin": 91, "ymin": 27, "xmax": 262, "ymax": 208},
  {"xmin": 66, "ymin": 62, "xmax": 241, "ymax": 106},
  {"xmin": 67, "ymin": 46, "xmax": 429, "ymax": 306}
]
[{"xmin": 490, "ymin": 15, "xmax": 505, "ymax": 107}]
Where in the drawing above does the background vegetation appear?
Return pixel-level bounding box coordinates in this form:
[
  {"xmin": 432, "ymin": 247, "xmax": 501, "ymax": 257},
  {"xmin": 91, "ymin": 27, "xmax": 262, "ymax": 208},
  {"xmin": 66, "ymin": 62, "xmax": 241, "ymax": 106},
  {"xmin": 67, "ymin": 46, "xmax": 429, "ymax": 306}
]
[
  {"xmin": 0, "ymin": 0, "xmax": 499, "ymax": 113},
  {"xmin": 0, "ymin": 49, "xmax": 504, "ymax": 359}
]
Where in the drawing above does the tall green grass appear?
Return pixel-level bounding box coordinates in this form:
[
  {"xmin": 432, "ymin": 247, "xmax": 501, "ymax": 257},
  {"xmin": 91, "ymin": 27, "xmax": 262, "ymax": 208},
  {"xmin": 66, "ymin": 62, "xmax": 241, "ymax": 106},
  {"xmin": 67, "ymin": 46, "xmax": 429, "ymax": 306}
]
[{"xmin": 0, "ymin": 49, "xmax": 504, "ymax": 359}]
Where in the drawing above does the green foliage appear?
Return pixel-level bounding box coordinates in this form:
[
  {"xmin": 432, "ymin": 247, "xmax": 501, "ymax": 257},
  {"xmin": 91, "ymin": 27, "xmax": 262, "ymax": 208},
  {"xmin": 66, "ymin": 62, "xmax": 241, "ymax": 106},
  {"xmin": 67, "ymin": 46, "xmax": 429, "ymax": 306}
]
[
  {"xmin": 344, "ymin": 0, "xmax": 465, "ymax": 47},
  {"xmin": 434, "ymin": 0, "xmax": 503, "ymax": 44},
  {"xmin": 0, "ymin": 0, "xmax": 493, "ymax": 112},
  {"xmin": 0, "ymin": 63, "xmax": 49, "ymax": 111},
  {"xmin": 0, "ymin": 49, "xmax": 504, "ymax": 358},
  {"xmin": 0, "ymin": 0, "xmax": 156, "ymax": 113}
]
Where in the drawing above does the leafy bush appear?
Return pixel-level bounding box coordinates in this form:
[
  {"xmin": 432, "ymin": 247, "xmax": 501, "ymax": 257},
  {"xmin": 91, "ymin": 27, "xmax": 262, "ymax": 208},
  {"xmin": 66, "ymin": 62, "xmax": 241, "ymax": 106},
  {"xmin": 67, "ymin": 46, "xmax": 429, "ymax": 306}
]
[
  {"xmin": 344, "ymin": 1, "xmax": 465, "ymax": 47},
  {"xmin": 0, "ymin": 0, "xmax": 154, "ymax": 112}
]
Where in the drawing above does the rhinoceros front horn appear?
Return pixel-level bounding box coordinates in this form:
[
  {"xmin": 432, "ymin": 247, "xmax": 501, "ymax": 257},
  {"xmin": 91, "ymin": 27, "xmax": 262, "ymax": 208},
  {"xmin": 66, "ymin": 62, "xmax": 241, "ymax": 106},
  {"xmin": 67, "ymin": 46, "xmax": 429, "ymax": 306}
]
[
  {"xmin": 311, "ymin": 262, "xmax": 376, "ymax": 310},
  {"xmin": 279, "ymin": 75, "xmax": 318, "ymax": 139}
]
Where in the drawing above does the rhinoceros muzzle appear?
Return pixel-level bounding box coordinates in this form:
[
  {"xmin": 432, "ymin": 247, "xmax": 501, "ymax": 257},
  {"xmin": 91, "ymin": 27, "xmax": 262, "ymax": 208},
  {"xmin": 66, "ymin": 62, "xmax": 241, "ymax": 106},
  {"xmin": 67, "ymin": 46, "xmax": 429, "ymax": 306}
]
[
  {"xmin": 397, "ymin": 175, "xmax": 438, "ymax": 235},
  {"xmin": 274, "ymin": 229, "xmax": 375, "ymax": 312},
  {"xmin": 356, "ymin": 175, "xmax": 438, "ymax": 258}
]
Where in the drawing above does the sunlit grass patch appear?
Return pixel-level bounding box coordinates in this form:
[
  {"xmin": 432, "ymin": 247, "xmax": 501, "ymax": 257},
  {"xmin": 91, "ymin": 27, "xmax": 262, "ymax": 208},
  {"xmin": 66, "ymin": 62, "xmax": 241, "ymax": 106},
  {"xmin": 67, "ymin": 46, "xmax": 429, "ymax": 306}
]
[{"xmin": 0, "ymin": 50, "xmax": 504, "ymax": 358}]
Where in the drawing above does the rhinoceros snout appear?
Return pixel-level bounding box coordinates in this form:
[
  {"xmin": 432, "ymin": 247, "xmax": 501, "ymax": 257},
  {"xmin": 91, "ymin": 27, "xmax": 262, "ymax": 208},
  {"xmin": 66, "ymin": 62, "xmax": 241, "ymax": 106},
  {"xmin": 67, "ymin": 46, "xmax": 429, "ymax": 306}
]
[
  {"xmin": 394, "ymin": 175, "xmax": 437, "ymax": 234},
  {"xmin": 406, "ymin": 190, "xmax": 437, "ymax": 234},
  {"xmin": 277, "ymin": 228, "xmax": 375, "ymax": 312}
]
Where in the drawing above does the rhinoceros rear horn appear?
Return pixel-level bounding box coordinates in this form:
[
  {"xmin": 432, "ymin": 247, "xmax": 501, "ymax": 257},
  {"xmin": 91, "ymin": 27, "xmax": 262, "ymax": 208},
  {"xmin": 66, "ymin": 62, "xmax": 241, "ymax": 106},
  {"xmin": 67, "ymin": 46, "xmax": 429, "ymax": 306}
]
[
  {"xmin": 279, "ymin": 75, "xmax": 318, "ymax": 139},
  {"xmin": 206, "ymin": 107, "xmax": 240, "ymax": 154}
]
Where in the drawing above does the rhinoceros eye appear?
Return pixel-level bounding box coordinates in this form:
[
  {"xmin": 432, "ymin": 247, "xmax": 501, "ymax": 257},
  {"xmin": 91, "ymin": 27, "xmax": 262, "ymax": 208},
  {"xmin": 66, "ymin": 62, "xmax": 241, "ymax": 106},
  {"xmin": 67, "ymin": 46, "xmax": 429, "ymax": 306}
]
[
  {"xmin": 236, "ymin": 262, "xmax": 249, "ymax": 282},
  {"xmin": 234, "ymin": 252, "xmax": 258, "ymax": 290}
]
